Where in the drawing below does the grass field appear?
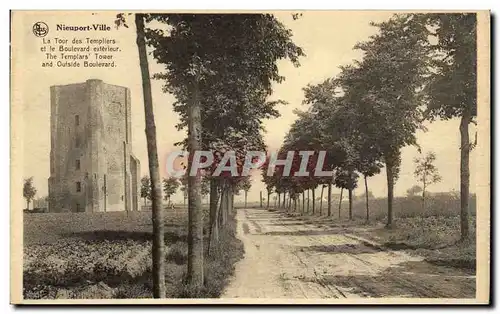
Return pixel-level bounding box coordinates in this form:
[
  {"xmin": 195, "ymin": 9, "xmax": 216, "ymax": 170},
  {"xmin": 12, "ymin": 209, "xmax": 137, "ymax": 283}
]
[
  {"xmin": 258, "ymin": 193, "xmax": 476, "ymax": 219},
  {"xmin": 23, "ymin": 207, "xmax": 244, "ymax": 299}
]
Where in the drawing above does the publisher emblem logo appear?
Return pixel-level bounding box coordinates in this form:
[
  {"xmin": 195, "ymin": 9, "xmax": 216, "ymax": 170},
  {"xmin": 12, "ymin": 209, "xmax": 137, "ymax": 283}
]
[{"xmin": 33, "ymin": 22, "xmax": 49, "ymax": 37}]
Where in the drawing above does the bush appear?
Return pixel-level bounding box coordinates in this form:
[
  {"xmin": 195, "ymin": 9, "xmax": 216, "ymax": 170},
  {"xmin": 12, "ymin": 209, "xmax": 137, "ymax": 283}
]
[
  {"xmin": 165, "ymin": 242, "xmax": 188, "ymax": 265},
  {"xmin": 173, "ymin": 212, "xmax": 244, "ymax": 298}
]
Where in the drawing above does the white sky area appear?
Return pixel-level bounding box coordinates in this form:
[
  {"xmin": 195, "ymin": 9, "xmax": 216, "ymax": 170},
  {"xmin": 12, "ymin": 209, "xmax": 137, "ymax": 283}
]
[{"xmin": 19, "ymin": 11, "xmax": 478, "ymax": 204}]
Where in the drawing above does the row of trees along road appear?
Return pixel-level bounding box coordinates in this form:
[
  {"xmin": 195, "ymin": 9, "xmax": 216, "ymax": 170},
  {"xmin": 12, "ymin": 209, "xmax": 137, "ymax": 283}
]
[
  {"xmin": 119, "ymin": 13, "xmax": 304, "ymax": 298},
  {"xmin": 117, "ymin": 12, "xmax": 475, "ymax": 299},
  {"xmin": 261, "ymin": 13, "xmax": 476, "ymax": 239}
]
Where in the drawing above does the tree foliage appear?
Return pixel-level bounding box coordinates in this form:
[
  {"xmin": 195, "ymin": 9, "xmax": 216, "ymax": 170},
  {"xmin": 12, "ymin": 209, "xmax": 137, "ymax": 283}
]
[
  {"xmin": 140, "ymin": 176, "xmax": 151, "ymax": 202},
  {"xmin": 163, "ymin": 177, "xmax": 180, "ymax": 202},
  {"xmin": 407, "ymin": 185, "xmax": 423, "ymax": 197},
  {"xmin": 417, "ymin": 13, "xmax": 477, "ymax": 240},
  {"xmin": 414, "ymin": 151, "xmax": 442, "ymax": 209},
  {"xmin": 422, "ymin": 13, "xmax": 477, "ymax": 121},
  {"xmin": 144, "ymin": 13, "xmax": 305, "ymax": 288},
  {"xmin": 23, "ymin": 177, "xmax": 37, "ymax": 210}
]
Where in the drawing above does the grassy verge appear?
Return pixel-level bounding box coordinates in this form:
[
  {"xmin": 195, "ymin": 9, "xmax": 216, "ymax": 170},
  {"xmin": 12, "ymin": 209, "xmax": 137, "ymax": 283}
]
[
  {"xmin": 276, "ymin": 204, "xmax": 477, "ymax": 273},
  {"xmin": 370, "ymin": 216, "xmax": 476, "ymax": 272},
  {"xmin": 23, "ymin": 209, "xmax": 244, "ymax": 299}
]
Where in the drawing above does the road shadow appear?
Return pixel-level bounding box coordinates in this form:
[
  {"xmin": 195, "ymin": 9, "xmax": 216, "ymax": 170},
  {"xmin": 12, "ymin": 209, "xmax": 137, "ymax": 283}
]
[
  {"xmin": 380, "ymin": 242, "xmax": 476, "ymax": 272},
  {"xmin": 136, "ymin": 223, "xmax": 186, "ymax": 228},
  {"xmin": 242, "ymin": 223, "xmax": 251, "ymax": 235},
  {"xmin": 263, "ymin": 229, "xmax": 344, "ymax": 236},
  {"xmin": 297, "ymin": 243, "xmax": 382, "ymax": 254},
  {"xmin": 246, "ymin": 218, "xmax": 298, "ymax": 223},
  {"xmin": 267, "ymin": 222, "xmax": 310, "ymax": 226},
  {"xmin": 425, "ymin": 259, "xmax": 476, "ymax": 272},
  {"xmin": 311, "ymin": 260, "xmax": 476, "ymax": 298},
  {"xmin": 383, "ymin": 241, "xmax": 418, "ymax": 250}
]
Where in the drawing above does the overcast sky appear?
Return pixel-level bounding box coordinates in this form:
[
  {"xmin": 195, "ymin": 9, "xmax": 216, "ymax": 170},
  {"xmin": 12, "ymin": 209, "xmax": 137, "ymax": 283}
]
[{"xmin": 16, "ymin": 11, "xmax": 477, "ymax": 204}]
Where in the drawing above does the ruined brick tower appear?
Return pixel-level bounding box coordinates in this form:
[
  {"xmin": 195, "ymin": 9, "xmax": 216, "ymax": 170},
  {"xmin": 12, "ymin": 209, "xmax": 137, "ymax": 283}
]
[{"xmin": 48, "ymin": 79, "xmax": 140, "ymax": 213}]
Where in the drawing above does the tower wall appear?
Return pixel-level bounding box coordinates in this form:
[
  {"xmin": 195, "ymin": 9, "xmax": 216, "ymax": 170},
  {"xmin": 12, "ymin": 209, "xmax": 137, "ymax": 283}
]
[{"xmin": 48, "ymin": 79, "xmax": 140, "ymax": 213}]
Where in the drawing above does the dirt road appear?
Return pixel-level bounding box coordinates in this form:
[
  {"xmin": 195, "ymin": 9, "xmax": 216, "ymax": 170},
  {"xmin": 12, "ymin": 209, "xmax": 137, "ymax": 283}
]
[{"xmin": 222, "ymin": 208, "xmax": 476, "ymax": 299}]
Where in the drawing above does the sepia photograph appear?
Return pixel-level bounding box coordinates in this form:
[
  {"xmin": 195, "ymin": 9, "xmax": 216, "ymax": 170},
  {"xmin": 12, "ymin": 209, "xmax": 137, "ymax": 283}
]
[{"xmin": 10, "ymin": 10, "xmax": 490, "ymax": 304}]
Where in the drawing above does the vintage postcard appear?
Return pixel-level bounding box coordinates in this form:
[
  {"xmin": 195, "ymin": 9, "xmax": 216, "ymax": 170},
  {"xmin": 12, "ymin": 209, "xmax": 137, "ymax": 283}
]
[{"xmin": 10, "ymin": 10, "xmax": 490, "ymax": 304}]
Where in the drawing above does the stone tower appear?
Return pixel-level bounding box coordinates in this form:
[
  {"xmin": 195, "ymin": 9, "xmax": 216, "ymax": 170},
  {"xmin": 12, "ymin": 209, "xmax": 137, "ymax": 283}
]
[{"xmin": 48, "ymin": 79, "xmax": 140, "ymax": 213}]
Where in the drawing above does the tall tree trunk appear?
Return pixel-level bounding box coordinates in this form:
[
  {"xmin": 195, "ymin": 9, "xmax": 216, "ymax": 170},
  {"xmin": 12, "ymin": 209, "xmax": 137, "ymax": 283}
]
[
  {"xmin": 460, "ymin": 112, "xmax": 470, "ymax": 240},
  {"xmin": 364, "ymin": 175, "xmax": 369, "ymax": 221},
  {"xmin": 386, "ymin": 159, "xmax": 395, "ymax": 228},
  {"xmin": 327, "ymin": 183, "xmax": 332, "ymax": 217},
  {"xmin": 302, "ymin": 191, "xmax": 305, "ymax": 215},
  {"xmin": 278, "ymin": 193, "xmax": 281, "ymax": 209},
  {"xmin": 307, "ymin": 189, "xmax": 310, "ymax": 214},
  {"xmin": 219, "ymin": 182, "xmax": 228, "ymax": 227},
  {"xmin": 338, "ymin": 187, "xmax": 343, "ymax": 219},
  {"xmin": 135, "ymin": 14, "xmax": 165, "ymax": 298},
  {"xmin": 260, "ymin": 191, "xmax": 263, "ymax": 208},
  {"xmin": 231, "ymin": 189, "xmax": 235, "ymax": 212},
  {"xmin": 266, "ymin": 191, "xmax": 270, "ymax": 209},
  {"xmin": 224, "ymin": 184, "xmax": 230, "ymax": 222},
  {"xmin": 422, "ymin": 184, "xmax": 426, "ymax": 212},
  {"xmin": 283, "ymin": 192, "xmax": 286, "ymax": 209},
  {"xmin": 186, "ymin": 74, "xmax": 204, "ymax": 288},
  {"xmin": 319, "ymin": 185, "xmax": 324, "ymax": 215},
  {"xmin": 312, "ymin": 188, "xmax": 316, "ymax": 215},
  {"xmin": 208, "ymin": 179, "xmax": 220, "ymax": 256},
  {"xmin": 348, "ymin": 188, "xmax": 353, "ymax": 220},
  {"xmin": 244, "ymin": 190, "xmax": 248, "ymax": 208},
  {"xmin": 217, "ymin": 187, "xmax": 225, "ymax": 227}
]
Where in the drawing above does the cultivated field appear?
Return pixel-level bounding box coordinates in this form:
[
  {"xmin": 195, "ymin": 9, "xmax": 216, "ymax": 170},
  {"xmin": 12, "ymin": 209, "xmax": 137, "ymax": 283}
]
[{"xmin": 23, "ymin": 208, "xmax": 243, "ymax": 299}]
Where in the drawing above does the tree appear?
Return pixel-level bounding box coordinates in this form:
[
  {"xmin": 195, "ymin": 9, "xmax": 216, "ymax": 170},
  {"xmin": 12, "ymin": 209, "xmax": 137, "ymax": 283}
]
[
  {"xmin": 241, "ymin": 177, "xmax": 252, "ymax": 208},
  {"xmin": 347, "ymin": 15, "xmax": 429, "ymax": 227},
  {"xmin": 179, "ymin": 174, "xmax": 188, "ymax": 207},
  {"xmin": 318, "ymin": 185, "xmax": 327, "ymax": 215},
  {"xmin": 357, "ymin": 162, "xmax": 382, "ymax": 221},
  {"xmin": 358, "ymin": 190, "xmax": 375, "ymax": 201},
  {"xmin": 201, "ymin": 176, "xmax": 210, "ymax": 204},
  {"xmin": 23, "ymin": 177, "xmax": 36, "ymax": 210},
  {"xmin": 414, "ymin": 151, "xmax": 442, "ymax": 211},
  {"xmin": 334, "ymin": 168, "xmax": 358, "ymax": 221},
  {"xmin": 140, "ymin": 176, "xmax": 151, "ymax": 206},
  {"xmin": 407, "ymin": 185, "xmax": 423, "ymax": 197},
  {"xmin": 134, "ymin": 13, "xmax": 166, "ymax": 298},
  {"xmin": 301, "ymin": 79, "xmax": 341, "ymax": 218},
  {"xmin": 421, "ymin": 13, "xmax": 477, "ymax": 240},
  {"xmin": 261, "ymin": 164, "xmax": 275, "ymax": 210},
  {"xmin": 163, "ymin": 177, "xmax": 180, "ymax": 204},
  {"xmin": 338, "ymin": 188, "xmax": 344, "ymax": 219},
  {"xmin": 146, "ymin": 14, "xmax": 304, "ymax": 289}
]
